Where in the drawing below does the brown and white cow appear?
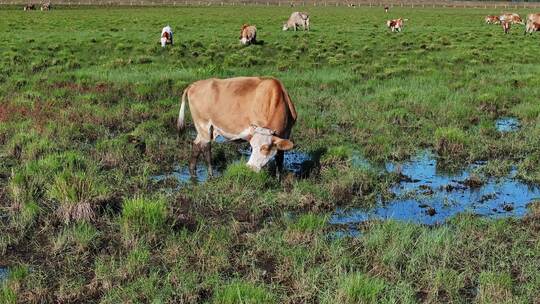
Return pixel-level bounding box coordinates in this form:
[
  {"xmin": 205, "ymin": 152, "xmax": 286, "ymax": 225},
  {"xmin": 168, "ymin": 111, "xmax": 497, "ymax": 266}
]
[
  {"xmin": 160, "ymin": 25, "xmax": 173, "ymax": 47},
  {"xmin": 23, "ymin": 3, "xmax": 35, "ymax": 10},
  {"xmin": 485, "ymin": 15, "xmax": 500, "ymax": 24},
  {"xmin": 499, "ymin": 13, "xmax": 524, "ymax": 25},
  {"xmin": 283, "ymin": 12, "xmax": 310, "ymax": 31},
  {"xmin": 525, "ymin": 13, "xmax": 540, "ymax": 34},
  {"xmin": 41, "ymin": 2, "xmax": 51, "ymax": 11},
  {"xmin": 384, "ymin": 5, "xmax": 389, "ymax": 13},
  {"xmin": 240, "ymin": 24, "xmax": 257, "ymax": 45},
  {"xmin": 387, "ymin": 18, "xmax": 404, "ymax": 32},
  {"xmin": 177, "ymin": 77, "xmax": 297, "ymax": 176}
]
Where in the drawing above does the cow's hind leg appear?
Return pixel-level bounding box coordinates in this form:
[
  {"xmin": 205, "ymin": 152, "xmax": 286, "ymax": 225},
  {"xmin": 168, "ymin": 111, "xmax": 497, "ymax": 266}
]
[
  {"xmin": 189, "ymin": 141, "xmax": 202, "ymax": 179},
  {"xmin": 189, "ymin": 124, "xmax": 212, "ymax": 179},
  {"xmin": 203, "ymin": 142, "xmax": 213, "ymax": 178}
]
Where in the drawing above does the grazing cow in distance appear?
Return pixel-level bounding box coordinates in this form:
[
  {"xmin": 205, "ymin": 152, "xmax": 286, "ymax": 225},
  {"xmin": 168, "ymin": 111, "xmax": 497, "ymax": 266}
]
[
  {"xmin": 384, "ymin": 5, "xmax": 389, "ymax": 13},
  {"xmin": 501, "ymin": 21, "xmax": 511, "ymax": 34},
  {"xmin": 283, "ymin": 12, "xmax": 310, "ymax": 31},
  {"xmin": 525, "ymin": 13, "xmax": 540, "ymax": 34},
  {"xmin": 499, "ymin": 13, "xmax": 524, "ymax": 25},
  {"xmin": 177, "ymin": 77, "xmax": 297, "ymax": 176},
  {"xmin": 160, "ymin": 25, "xmax": 173, "ymax": 47},
  {"xmin": 239, "ymin": 24, "xmax": 257, "ymax": 45},
  {"xmin": 41, "ymin": 2, "xmax": 51, "ymax": 10},
  {"xmin": 387, "ymin": 18, "xmax": 405, "ymax": 32},
  {"xmin": 24, "ymin": 4, "xmax": 35, "ymax": 10},
  {"xmin": 485, "ymin": 15, "xmax": 500, "ymax": 24}
]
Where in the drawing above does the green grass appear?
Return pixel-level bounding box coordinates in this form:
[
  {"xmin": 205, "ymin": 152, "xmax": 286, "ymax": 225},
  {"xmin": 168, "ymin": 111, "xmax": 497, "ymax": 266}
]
[{"xmin": 0, "ymin": 6, "xmax": 540, "ymax": 303}]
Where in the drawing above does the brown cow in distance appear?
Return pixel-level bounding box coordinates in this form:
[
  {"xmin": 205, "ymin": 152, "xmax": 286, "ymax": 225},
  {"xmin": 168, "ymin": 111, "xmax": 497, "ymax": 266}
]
[
  {"xmin": 240, "ymin": 24, "xmax": 257, "ymax": 45},
  {"xmin": 387, "ymin": 18, "xmax": 405, "ymax": 32},
  {"xmin": 177, "ymin": 77, "xmax": 297, "ymax": 176},
  {"xmin": 23, "ymin": 4, "xmax": 35, "ymax": 10}
]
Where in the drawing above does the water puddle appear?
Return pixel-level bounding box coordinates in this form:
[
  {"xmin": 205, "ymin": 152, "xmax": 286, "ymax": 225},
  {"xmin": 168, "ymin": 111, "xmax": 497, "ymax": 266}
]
[
  {"xmin": 496, "ymin": 117, "xmax": 520, "ymax": 132},
  {"xmin": 151, "ymin": 146, "xmax": 316, "ymax": 186},
  {"xmin": 332, "ymin": 151, "xmax": 540, "ymax": 228},
  {"xmin": 0, "ymin": 267, "xmax": 8, "ymax": 282},
  {"xmin": 151, "ymin": 163, "xmax": 221, "ymax": 185}
]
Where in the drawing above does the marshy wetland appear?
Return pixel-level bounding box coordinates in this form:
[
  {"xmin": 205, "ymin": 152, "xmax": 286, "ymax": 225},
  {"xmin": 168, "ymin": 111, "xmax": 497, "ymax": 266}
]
[{"xmin": 1, "ymin": 5, "xmax": 540, "ymax": 303}]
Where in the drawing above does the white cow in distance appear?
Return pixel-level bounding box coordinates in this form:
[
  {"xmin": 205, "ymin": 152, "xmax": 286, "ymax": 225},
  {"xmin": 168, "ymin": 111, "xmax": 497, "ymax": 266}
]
[{"xmin": 161, "ymin": 25, "xmax": 173, "ymax": 47}]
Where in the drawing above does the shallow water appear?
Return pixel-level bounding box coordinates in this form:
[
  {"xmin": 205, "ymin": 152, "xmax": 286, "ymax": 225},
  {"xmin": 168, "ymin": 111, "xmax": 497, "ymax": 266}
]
[
  {"xmin": 0, "ymin": 267, "xmax": 8, "ymax": 282},
  {"xmin": 152, "ymin": 146, "xmax": 315, "ymax": 185},
  {"xmin": 332, "ymin": 151, "xmax": 540, "ymax": 227},
  {"xmin": 151, "ymin": 163, "xmax": 220, "ymax": 185},
  {"xmin": 495, "ymin": 117, "xmax": 520, "ymax": 132}
]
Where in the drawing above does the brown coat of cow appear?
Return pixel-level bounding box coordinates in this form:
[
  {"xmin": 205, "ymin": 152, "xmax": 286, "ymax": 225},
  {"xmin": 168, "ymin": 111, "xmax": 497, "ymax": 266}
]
[
  {"xmin": 499, "ymin": 13, "xmax": 524, "ymax": 25},
  {"xmin": 177, "ymin": 77, "xmax": 297, "ymax": 175},
  {"xmin": 485, "ymin": 15, "xmax": 500, "ymax": 24}
]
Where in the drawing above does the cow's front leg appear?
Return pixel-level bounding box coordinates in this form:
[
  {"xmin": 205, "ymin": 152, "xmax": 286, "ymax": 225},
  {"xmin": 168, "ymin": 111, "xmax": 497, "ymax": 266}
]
[
  {"xmin": 189, "ymin": 142, "xmax": 202, "ymax": 179},
  {"xmin": 275, "ymin": 150, "xmax": 285, "ymax": 180},
  {"xmin": 203, "ymin": 142, "xmax": 213, "ymax": 178}
]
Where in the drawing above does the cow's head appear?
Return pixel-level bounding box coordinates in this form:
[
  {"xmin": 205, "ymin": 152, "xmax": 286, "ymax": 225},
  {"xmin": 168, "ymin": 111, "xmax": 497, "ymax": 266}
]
[
  {"xmin": 240, "ymin": 24, "xmax": 249, "ymax": 44},
  {"xmin": 161, "ymin": 32, "xmax": 169, "ymax": 47},
  {"xmin": 282, "ymin": 23, "xmax": 289, "ymax": 31},
  {"xmin": 246, "ymin": 126, "xmax": 294, "ymax": 171}
]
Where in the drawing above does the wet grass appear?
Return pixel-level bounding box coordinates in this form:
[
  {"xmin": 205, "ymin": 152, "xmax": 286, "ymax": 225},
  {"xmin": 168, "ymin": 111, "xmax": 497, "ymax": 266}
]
[{"xmin": 1, "ymin": 6, "xmax": 540, "ymax": 303}]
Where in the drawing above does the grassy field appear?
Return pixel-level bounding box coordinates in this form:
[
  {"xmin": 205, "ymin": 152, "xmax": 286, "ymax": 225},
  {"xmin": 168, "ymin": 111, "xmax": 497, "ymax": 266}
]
[{"xmin": 1, "ymin": 6, "xmax": 540, "ymax": 303}]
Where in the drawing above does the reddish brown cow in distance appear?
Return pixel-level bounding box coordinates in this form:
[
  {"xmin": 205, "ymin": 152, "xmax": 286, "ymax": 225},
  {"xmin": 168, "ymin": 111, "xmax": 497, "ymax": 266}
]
[
  {"xmin": 240, "ymin": 24, "xmax": 257, "ymax": 45},
  {"xmin": 177, "ymin": 77, "xmax": 297, "ymax": 176},
  {"xmin": 485, "ymin": 15, "xmax": 500, "ymax": 24},
  {"xmin": 499, "ymin": 13, "xmax": 524, "ymax": 25},
  {"xmin": 525, "ymin": 13, "xmax": 540, "ymax": 34},
  {"xmin": 387, "ymin": 18, "xmax": 404, "ymax": 32}
]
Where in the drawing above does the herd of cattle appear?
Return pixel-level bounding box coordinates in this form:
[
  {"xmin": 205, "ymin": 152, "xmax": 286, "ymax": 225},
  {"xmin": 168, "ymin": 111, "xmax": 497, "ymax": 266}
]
[
  {"xmin": 485, "ymin": 12, "xmax": 540, "ymax": 34},
  {"xmin": 18, "ymin": 4, "xmax": 540, "ymax": 175},
  {"xmin": 23, "ymin": 1, "xmax": 51, "ymax": 10}
]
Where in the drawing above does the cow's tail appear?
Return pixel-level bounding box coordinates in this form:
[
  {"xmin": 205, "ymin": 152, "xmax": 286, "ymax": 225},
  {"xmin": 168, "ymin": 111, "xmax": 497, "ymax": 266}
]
[{"xmin": 177, "ymin": 86, "xmax": 189, "ymax": 132}]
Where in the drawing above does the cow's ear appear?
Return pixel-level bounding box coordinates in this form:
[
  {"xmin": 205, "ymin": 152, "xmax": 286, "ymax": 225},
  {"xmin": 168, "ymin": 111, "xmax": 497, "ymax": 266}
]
[{"xmin": 272, "ymin": 137, "xmax": 294, "ymax": 151}]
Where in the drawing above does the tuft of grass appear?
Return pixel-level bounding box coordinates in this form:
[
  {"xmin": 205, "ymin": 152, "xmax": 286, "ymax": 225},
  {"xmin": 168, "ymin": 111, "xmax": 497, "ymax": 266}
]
[
  {"xmin": 434, "ymin": 127, "xmax": 469, "ymax": 158},
  {"xmin": 334, "ymin": 272, "xmax": 386, "ymax": 304},
  {"xmin": 47, "ymin": 170, "xmax": 108, "ymax": 223},
  {"xmin": 53, "ymin": 222, "xmax": 101, "ymax": 253},
  {"xmin": 477, "ymin": 271, "xmax": 514, "ymax": 303},
  {"xmin": 120, "ymin": 196, "xmax": 168, "ymax": 242},
  {"xmin": 213, "ymin": 280, "xmax": 276, "ymax": 304},
  {"xmin": 223, "ymin": 162, "xmax": 273, "ymax": 189}
]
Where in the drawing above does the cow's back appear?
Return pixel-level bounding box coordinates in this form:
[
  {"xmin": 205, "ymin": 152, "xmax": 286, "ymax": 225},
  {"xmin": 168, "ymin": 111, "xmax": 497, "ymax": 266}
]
[{"xmin": 187, "ymin": 77, "xmax": 295, "ymax": 137}]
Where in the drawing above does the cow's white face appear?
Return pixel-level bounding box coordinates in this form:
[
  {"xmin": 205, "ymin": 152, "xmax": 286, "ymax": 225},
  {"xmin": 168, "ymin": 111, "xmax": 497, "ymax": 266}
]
[
  {"xmin": 161, "ymin": 37, "xmax": 167, "ymax": 47},
  {"xmin": 246, "ymin": 128, "xmax": 293, "ymax": 172},
  {"xmin": 282, "ymin": 24, "xmax": 288, "ymax": 31},
  {"xmin": 240, "ymin": 37, "xmax": 248, "ymax": 45}
]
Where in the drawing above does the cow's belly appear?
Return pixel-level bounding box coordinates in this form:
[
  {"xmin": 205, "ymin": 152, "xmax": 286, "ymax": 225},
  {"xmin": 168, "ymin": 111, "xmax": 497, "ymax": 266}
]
[{"xmin": 211, "ymin": 123, "xmax": 251, "ymax": 141}]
